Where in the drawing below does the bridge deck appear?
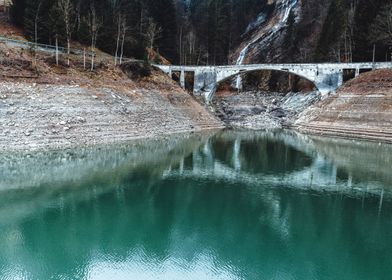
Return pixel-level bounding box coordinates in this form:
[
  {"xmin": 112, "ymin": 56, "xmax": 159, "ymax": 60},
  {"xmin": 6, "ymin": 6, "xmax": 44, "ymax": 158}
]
[{"xmin": 158, "ymin": 62, "xmax": 392, "ymax": 72}]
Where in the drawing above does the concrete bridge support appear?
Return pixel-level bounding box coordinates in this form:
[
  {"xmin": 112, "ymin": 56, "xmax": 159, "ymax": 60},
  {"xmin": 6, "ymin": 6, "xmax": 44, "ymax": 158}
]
[
  {"xmin": 355, "ymin": 68, "xmax": 360, "ymax": 77},
  {"xmin": 180, "ymin": 70, "xmax": 185, "ymax": 89}
]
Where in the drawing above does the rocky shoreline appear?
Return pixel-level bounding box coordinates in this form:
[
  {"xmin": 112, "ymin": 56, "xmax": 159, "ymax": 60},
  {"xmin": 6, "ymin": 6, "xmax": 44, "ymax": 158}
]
[
  {"xmin": 212, "ymin": 90, "xmax": 321, "ymax": 130},
  {"xmin": 0, "ymin": 82, "xmax": 223, "ymax": 152}
]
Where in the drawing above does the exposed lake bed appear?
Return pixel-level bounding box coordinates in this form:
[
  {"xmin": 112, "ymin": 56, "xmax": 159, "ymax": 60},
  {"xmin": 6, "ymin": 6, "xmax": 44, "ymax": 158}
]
[{"xmin": 1, "ymin": 130, "xmax": 391, "ymax": 279}]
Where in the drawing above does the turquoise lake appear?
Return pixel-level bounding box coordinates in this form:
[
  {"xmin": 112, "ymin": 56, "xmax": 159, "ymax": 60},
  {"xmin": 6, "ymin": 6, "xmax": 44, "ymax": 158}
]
[{"xmin": 0, "ymin": 130, "xmax": 391, "ymax": 279}]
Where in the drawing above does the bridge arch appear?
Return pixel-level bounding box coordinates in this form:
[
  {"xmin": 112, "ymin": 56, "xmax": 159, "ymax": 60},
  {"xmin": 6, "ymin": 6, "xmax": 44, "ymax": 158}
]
[{"xmin": 210, "ymin": 67, "xmax": 318, "ymax": 99}]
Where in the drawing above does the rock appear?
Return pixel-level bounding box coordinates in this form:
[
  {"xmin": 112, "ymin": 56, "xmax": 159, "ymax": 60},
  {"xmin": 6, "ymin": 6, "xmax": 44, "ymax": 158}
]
[
  {"xmin": 76, "ymin": 116, "xmax": 86, "ymax": 123},
  {"xmin": 59, "ymin": 121, "xmax": 67, "ymax": 125},
  {"xmin": 270, "ymin": 108, "xmax": 286, "ymax": 118},
  {"xmin": 251, "ymin": 106, "xmax": 266, "ymax": 115}
]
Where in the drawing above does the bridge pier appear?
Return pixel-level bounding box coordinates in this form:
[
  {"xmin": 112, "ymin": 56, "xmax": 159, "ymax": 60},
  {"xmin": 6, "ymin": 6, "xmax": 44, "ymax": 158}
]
[
  {"xmin": 355, "ymin": 68, "xmax": 360, "ymax": 77},
  {"xmin": 180, "ymin": 70, "xmax": 185, "ymax": 89},
  {"xmin": 313, "ymin": 68, "xmax": 344, "ymax": 96}
]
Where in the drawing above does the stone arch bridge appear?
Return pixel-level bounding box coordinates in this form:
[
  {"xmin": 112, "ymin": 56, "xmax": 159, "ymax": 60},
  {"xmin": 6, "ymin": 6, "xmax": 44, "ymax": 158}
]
[{"xmin": 154, "ymin": 63, "xmax": 392, "ymax": 103}]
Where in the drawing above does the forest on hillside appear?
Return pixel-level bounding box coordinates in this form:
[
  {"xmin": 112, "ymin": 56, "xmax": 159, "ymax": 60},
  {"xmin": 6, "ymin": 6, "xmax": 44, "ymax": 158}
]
[
  {"xmin": 9, "ymin": 0, "xmax": 265, "ymax": 65},
  {"xmin": 8, "ymin": 0, "xmax": 392, "ymax": 65},
  {"xmin": 313, "ymin": 0, "xmax": 392, "ymax": 63}
]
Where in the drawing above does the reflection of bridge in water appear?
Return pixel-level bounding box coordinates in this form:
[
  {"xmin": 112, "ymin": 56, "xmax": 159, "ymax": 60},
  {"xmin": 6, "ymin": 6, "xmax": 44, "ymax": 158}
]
[
  {"xmin": 154, "ymin": 63, "xmax": 392, "ymax": 102},
  {"xmin": 163, "ymin": 131, "xmax": 389, "ymax": 210}
]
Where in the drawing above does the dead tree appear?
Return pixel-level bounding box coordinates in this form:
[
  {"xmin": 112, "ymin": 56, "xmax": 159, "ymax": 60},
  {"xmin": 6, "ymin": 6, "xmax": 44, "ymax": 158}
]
[
  {"xmin": 32, "ymin": 0, "xmax": 42, "ymax": 67},
  {"xmin": 119, "ymin": 17, "xmax": 129, "ymax": 64},
  {"xmin": 57, "ymin": 0, "xmax": 75, "ymax": 66},
  {"xmin": 86, "ymin": 4, "xmax": 102, "ymax": 71},
  {"xmin": 114, "ymin": 13, "xmax": 124, "ymax": 65},
  {"xmin": 145, "ymin": 17, "xmax": 162, "ymax": 50},
  {"xmin": 34, "ymin": 1, "xmax": 42, "ymax": 47}
]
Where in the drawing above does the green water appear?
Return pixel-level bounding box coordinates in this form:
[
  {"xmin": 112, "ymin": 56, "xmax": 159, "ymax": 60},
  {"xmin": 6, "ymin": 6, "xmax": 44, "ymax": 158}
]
[{"xmin": 0, "ymin": 131, "xmax": 392, "ymax": 279}]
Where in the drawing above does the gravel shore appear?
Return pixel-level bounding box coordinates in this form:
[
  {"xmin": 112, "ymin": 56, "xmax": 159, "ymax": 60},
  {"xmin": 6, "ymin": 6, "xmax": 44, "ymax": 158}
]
[
  {"xmin": 212, "ymin": 90, "xmax": 321, "ymax": 130},
  {"xmin": 0, "ymin": 82, "xmax": 223, "ymax": 152}
]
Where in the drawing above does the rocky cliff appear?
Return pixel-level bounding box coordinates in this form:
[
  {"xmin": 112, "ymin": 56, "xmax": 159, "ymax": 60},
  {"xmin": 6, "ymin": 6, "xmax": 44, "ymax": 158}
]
[{"xmin": 231, "ymin": 0, "xmax": 390, "ymax": 66}]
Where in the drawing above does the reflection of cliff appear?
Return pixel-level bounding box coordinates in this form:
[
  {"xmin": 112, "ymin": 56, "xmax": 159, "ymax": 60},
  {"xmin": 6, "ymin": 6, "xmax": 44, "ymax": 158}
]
[
  {"xmin": 307, "ymin": 135, "xmax": 392, "ymax": 186},
  {"xmin": 165, "ymin": 130, "xmax": 392, "ymax": 197}
]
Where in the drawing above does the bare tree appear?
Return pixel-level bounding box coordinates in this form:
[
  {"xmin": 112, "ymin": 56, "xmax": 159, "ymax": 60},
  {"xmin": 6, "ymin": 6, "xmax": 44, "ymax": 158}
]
[
  {"xmin": 31, "ymin": 0, "xmax": 42, "ymax": 67},
  {"xmin": 110, "ymin": 0, "xmax": 122, "ymax": 65},
  {"xmin": 57, "ymin": 0, "xmax": 76, "ymax": 66},
  {"xmin": 119, "ymin": 17, "xmax": 130, "ymax": 64},
  {"xmin": 114, "ymin": 13, "xmax": 126, "ymax": 65},
  {"xmin": 86, "ymin": 3, "xmax": 102, "ymax": 71},
  {"xmin": 145, "ymin": 17, "xmax": 162, "ymax": 50},
  {"xmin": 34, "ymin": 0, "xmax": 42, "ymax": 47}
]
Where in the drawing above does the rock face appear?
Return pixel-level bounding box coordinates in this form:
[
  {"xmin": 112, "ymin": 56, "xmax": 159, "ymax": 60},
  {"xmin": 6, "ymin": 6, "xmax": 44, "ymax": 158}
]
[
  {"xmin": 0, "ymin": 82, "xmax": 223, "ymax": 151},
  {"xmin": 231, "ymin": 0, "xmax": 333, "ymax": 65},
  {"xmin": 233, "ymin": 0, "xmax": 300, "ymax": 65},
  {"xmin": 213, "ymin": 90, "xmax": 320, "ymax": 130},
  {"xmin": 295, "ymin": 70, "xmax": 392, "ymax": 142}
]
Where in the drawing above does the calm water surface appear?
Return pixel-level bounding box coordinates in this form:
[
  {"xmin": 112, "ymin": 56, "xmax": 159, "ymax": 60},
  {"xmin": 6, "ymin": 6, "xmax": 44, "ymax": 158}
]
[{"xmin": 0, "ymin": 130, "xmax": 392, "ymax": 279}]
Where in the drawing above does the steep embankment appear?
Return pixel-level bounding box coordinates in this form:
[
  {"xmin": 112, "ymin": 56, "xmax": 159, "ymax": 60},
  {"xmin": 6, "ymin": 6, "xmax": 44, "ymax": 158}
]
[
  {"xmin": 295, "ymin": 70, "xmax": 392, "ymax": 142},
  {"xmin": 0, "ymin": 75, "xmax": 223, "ymax": 151}
]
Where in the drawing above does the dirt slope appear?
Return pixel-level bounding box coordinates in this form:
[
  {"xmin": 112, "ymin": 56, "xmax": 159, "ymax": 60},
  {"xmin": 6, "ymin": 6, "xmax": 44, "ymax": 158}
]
[{"xmin": 295, "ymin": 69, "xmax": 392, "ymax": 142}]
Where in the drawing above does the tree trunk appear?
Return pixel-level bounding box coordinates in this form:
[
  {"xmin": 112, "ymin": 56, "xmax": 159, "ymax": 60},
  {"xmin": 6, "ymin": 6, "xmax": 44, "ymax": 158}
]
[
  {"xmin": 120, "ymin": 32, "xmax": 125, "ymax": 65},
  {"xmin": 67, "ymin": 39, "xmax": 71, "ymax": 66},
  {"xmin": 55, "ymin": 36, "xmax": 59, "ymax": 66},
  {"xmin": 83, "ymin": 48, "xmax": 86, "ymax": 69},
  {"xmin": 114, "ymin": 16, "xmax": 121, "ymax": 65}
]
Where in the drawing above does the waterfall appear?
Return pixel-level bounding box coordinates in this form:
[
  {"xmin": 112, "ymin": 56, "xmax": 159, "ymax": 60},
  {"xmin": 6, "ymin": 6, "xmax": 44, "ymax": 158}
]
[{"xmin": 235, "ymin": 0, "xmax": 298, "ymax": 90}]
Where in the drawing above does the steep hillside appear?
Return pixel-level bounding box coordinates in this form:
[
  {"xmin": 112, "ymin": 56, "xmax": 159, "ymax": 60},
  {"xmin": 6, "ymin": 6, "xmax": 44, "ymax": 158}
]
[
  {"xmin": 0, "ymin": 19, "xmax": 223, "ymax": 152},
  {"xmin": 232, "ymin": 0, "xmax": 391, "ymax": 66},
  {"xmin": 231, "ymin": 0, "xmax": 302, "ymax": 65}
]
